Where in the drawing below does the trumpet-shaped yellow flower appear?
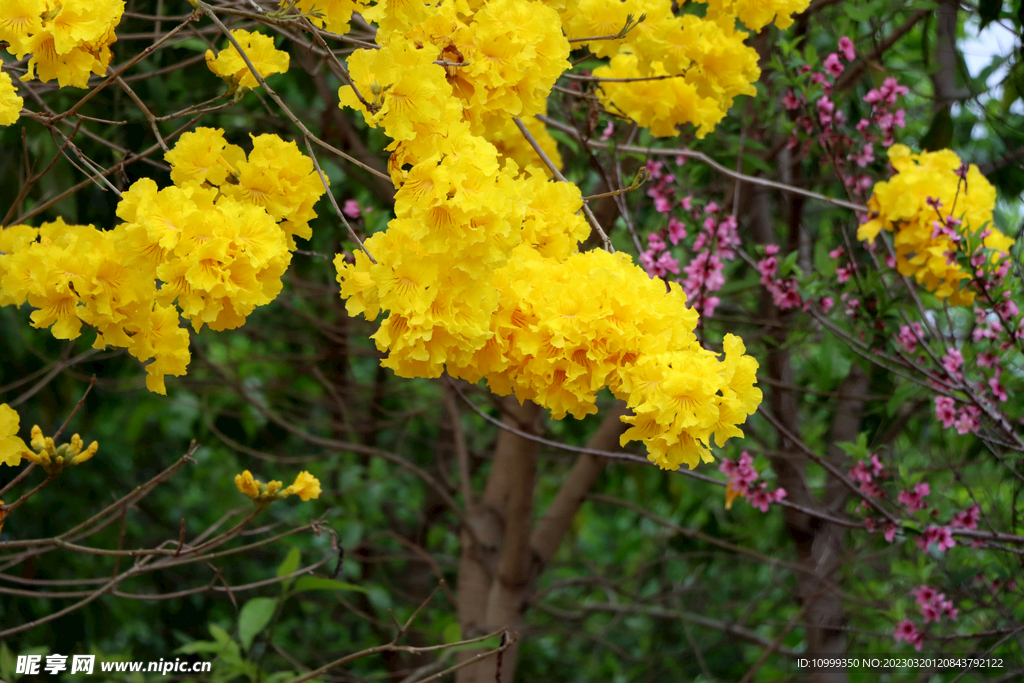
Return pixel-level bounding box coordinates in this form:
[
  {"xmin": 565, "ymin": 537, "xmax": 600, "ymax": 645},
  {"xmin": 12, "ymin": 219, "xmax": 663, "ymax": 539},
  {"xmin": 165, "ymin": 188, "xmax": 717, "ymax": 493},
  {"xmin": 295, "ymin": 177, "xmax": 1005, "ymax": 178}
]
[
  {"xmin": 205, "ymin": 29, "xmax": 290, "ymax": 91},
  {"xmin": 0, "ymin": 404, "xmax": 29, "ymax": 467},
  {"xmin": 285, "ymin": 471, "xmax": 322, "ymax": 501},
  {"xmin": 9, "ymin": 0, "xmax": 124, "ymax": 88},
  {"xmin": 0, "ymin": 69, "xmax": 23, "ymax": 126}
]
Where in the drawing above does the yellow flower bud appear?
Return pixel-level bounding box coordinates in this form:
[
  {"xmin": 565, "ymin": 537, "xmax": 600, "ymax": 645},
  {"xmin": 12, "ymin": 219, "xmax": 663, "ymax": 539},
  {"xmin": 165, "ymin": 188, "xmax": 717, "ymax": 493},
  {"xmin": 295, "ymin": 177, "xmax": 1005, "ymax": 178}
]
[
  {"xmin": 234, "ymin": 470, "xmax": 260, "ymax": 499},
  {"xmin": 75, "ymin": 441, "xmax": 99, "ymax": 465}
]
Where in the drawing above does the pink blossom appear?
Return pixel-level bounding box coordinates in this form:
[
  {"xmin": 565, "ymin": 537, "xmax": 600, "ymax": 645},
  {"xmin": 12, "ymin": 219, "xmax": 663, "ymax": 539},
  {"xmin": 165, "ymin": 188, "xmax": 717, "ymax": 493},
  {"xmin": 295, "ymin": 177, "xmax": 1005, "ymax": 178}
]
[
  {"xmin": 647, "ymin": 232, "xmax": 666, "ymax": 252},
  {"xmin": 656, "ymin": 251, "xmax": 680, "ymax": 275},
  {"xmin": 821, "ymin": 296, "xmax": 834, "ymax": 314},
  {"xmin": 918, "ymin": 526, "xmax": 956, "ymax": 552},
  {"xmin": 599, "ymin": 121, "xmax": 614, "ymax": 141},
  {"xmin": 654, "ymin": 194, "xmax": 673, "ymax": 213},
  {"xmin": 977, "ymin": 352, "xmax": 1000, "ymax": 368},
  {"xmin": 816, "ymin": 96, "xmax": 835, "ymax": 126},
  {"xmin": 836, "ymin": 265, "xmax": 853, "ymax": 284},
  {"xmin": 668, "ymin": 217, "xmax": 688, "ymax": 245},
  {"xmin": 838, "ymin": 36, "xmax": 855, "ymax": 61},
  {"xmin": 645, "ymin": 160, "xmax": 663, "ymax": 179},
  {"xmin": 757, "ymin": 256, "xmax": 778, "ymax": 281},
  {"xmin": 912, "ymin": 585, "xmax": 937, "ymax": 606},
  {"xmin": 920, "ymin": 602, "xmax": 941, "ymax": 623},
  {"xmin": 850, "ymin": 461, "xmax": 873, "ymax": 484},
  {"xmin": 954, "ymin": 406, "xmax": 981, "ymax": 435},
  {"xmin": 823, "ymin": 52, "xmax": 844, "ymax": 77},
  {"xmin": 884, "ymin": 524, "xmax": 898, "ymax": 543},
  {"xmin": 851, "ymin": 142, "xmax": 875, "ymax": 167},
  {"xmin": 941, "ymin": 348, "xmax": 963, "ymax": 376},
  {"xmin": 894, "ymin": 620, "xmax": 922, "ymax": 650},
  {"xmin": 896, "ymin": 322, "xmax": 924, "ymax": 354},
  {"xmin": 705, "ymin": 201, "xmax": 719, "ymax": 214},
  {"xmin": 783, "ymin": 90, "xmax": 801, "ymax": 110},
  {"xmin": 343, "ymin": 199, "xmax": 362, "ymax": 219},
  {"xmin": 989, "ymin": 376, "xmax": 1008, "ymax": 402},
  {"xmin": 935, "ymin": 396, "xmax": 957, "ymax": 428},
  {"xmin": 870, "ymin": 454, "xmax": 884, "ymax": 476},
  {"xmin": 950, "ymin": 503, "xmax": 980, "ymax": 530},
  {"xmin": 640, "ymin": 249, "xmax": 658, "ymax": 277},
  {"xmin": 680, "ymin": 196, "xmax": 693, "ymax": 211}
]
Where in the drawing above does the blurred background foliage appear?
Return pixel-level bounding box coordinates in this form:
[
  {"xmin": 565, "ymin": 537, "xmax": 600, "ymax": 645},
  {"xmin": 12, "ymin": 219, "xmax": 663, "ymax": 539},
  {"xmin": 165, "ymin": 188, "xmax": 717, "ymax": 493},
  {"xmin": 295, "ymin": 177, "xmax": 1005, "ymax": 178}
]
[{"xmin": 2, "ymin": 0, "xmax": 1023, "ymax": 681}]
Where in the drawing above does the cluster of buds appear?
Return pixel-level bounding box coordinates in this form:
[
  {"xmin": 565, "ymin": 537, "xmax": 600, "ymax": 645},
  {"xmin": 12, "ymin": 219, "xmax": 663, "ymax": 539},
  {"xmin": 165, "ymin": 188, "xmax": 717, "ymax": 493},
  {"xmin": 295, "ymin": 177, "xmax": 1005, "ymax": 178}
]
[
  {"xmin": 24, "ymin": 426, "xmax": 98, "ymax": 476},
  {"xmin": 234, "ymin": 470, "xmax": 321, "ymax": 506}
]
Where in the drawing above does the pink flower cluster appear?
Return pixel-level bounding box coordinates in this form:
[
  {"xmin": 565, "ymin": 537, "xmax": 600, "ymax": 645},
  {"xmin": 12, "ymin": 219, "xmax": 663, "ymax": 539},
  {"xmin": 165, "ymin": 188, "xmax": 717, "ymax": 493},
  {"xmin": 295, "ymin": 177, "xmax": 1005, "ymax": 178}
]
[
  {"xmin": 912, "ymin": 585, "xmax": 959, "ymax": 623},
  {"xmin": 918, "ymin": 525, "xmax": 956, "ymax": 553},
  {"xmin": 719, "ymin": 451, "xmax": 788, "ymax": 512},
  {"xmin": 895, "ymin": 322, "xmax": 924, "ymax": 354},
  {"xmin": 934, "ymin": 396, "xmax": 982, "ymax": 435},
  {"xmin": 897, "ymin": 482, "xmax": 930, "ymax": 513},
  {"xmin": 850, "ymin": 453, "xmax": 886, "ymax": 499},
  {"xmin": 862, "ymin": 77, "xmax": 909, "ymax": 147},
  {"xmin": 894, "ymin": 619, "xmax": 923, "ymax": 650},
  {"xmin": 757, "ymin": 244, "xmax": 803, "ymax": 310},
  {"xmin": 783, "ymin": 37, "xmax": 908, "ymax": 197},
  {"xmin": 640, "ymin": 186, "xmax": 740, "ymax": 317}
]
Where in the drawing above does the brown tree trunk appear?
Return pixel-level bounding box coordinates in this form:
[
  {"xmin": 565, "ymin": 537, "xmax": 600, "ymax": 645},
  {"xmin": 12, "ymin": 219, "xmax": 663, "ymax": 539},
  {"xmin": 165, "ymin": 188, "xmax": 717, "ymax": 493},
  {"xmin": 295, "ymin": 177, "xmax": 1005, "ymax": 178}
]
[{"xmin": 455, "ymin": 400, "xmax": 628, "ymax": 683}]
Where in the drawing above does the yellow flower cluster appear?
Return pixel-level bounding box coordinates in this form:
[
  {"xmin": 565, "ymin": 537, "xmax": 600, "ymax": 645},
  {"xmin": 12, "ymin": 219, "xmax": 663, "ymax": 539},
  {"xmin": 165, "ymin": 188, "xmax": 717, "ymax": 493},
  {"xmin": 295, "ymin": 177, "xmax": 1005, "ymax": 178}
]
[
  {"xmin": 205, "ymin": 29, "xmax": 290, "ymax": 92},
  {"xmin": 568, "ymin": 0, "xmax": 807, "ymax": 137},
  {"xmin": 285, "ymin": 0, "xmax": 362, "ymax": 35},
  {"xmin": 0, "ymin": 68, "xmax": 23, "ymax": 126},
  {"xmin": 0, "ymin": 129, "xmax": 325, "ymax": 394},
  {"xmin": 703, "ymin": 0, "xmax": 810, "ymax": 30},
  {"xmin": 24, "ymin": 424, "xmax": 98, "ymax": 474},
  {"xmin": 234, "ymin": 469, "xmax": 322, "ymax": 504},
  {"xmin": 334, "ymin": 0, "xmax": 763, "ymax": 469},
  {"xmin": 0, "ymin": 406, "xmax": 98, "ymax": 473},
  {"xmin": 857, "ymin": 145, "xmax": 1013, "ymax": 306},
  {"xmin": 0, "ymin": 403, "xmax": 29, "ymax": 467},
  {"xmin": 0, "ymin": 0, "xmax": 125, "ymax": 88}
]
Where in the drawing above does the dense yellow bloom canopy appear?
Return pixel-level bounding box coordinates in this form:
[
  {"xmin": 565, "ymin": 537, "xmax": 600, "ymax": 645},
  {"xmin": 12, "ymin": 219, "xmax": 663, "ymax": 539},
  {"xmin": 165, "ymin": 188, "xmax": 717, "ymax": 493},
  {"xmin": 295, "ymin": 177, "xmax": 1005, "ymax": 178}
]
[
  {"xmin": 205, "ymin": 29, "xmax": 290, "ymax": 91},
  {"xmin": 0, "ymin": 0, "xmax": 125, "ymax": 88},
  {"xmin": 333, "ymin": 0, "xmax": 770, "ymax": 470},
  {"xmin": 0, "ymin": 130, "xmax": 325, "ymax": 394},
  {"xmin": 858, "ymin": 145, "xmax": 1012, "ymax": 306}
]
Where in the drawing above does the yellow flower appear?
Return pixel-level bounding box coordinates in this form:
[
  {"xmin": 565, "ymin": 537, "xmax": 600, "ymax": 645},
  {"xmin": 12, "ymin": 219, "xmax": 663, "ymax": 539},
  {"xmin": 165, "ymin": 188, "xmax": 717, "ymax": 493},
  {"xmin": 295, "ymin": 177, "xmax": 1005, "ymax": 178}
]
[
  {"xmin": 285, "ymin": 471, "xmax": 322, "ymax": 501},
  {"xmin": 860, "ymin": 145, "xmax": 1012, "ymax": 306},
  {"xmin": 0, "ymin": 404, "xmax": 29, "ymax": 467},
  {"xmin": 235, "ymin": 470, "xmax": 319, "ymax": 503},
  {"xmin": 0, "ymin": 69, "xmax": 23, "ymax": 126},
  {"xmin": 235, "ymin": 470, "xmax": 260, "ymax": 498},
  {"xmin": 18, "ymin": 423, "xmax": 98, "ymax": 474},
  {"xmin": 205, "ymin": 29, "xmax": 290, "ymax": 91},
  {"xmin": 164, "ymin": 127, "xmax": 245, "ymax": 187}
]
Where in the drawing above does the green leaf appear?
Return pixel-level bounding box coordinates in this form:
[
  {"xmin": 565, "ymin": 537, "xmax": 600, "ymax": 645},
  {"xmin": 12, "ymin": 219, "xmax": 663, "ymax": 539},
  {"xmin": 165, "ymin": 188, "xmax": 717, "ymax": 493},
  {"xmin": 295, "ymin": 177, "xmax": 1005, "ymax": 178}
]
[
  {"xmin": 1, "ymin": 642, "xmax": 16, "ymax": 683},
  {"xmin": 293, "ymin": 577, "xmax": 368, "ymax": 593},
  {"xmin": 238, "ymin": 597, "xmax": 278, "ymax": 651},
  {"xmin": 276, "ymin": 546, "xmax": 301, "ymax": 592},
  {"xmin": 442, "ymin": 622, "xmax": 462, "ymax": 644},
  {"xmin": 979, "ymin": 0, "xmax": 1003, "ymax": 28},
  {"xmin": 175, "ymin": 640, "xmax": 226, "ymax": 655}
]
